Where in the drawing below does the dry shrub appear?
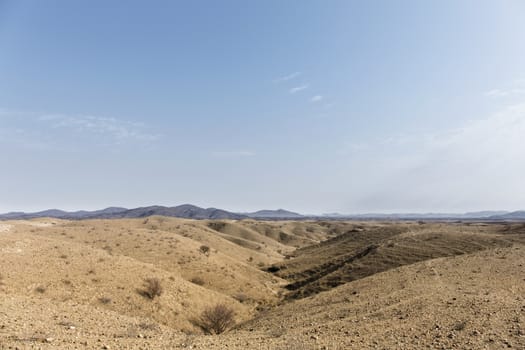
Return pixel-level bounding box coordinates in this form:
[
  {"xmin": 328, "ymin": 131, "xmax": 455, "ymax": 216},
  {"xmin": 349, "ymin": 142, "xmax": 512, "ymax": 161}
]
[
  {"xmin": 199, "ymin": 245, "xmax": 210, "ymax": 255},
  {"xmin": 139, "ymin": 278, "xmax": 163, "ymax": 299},
  {"xmin": 198, "ymin": 304, "xmax": 236, "ymax": 334},
  {"xmin": 35, "ymin": 285, "xmax": 46, "ymax": 294}
]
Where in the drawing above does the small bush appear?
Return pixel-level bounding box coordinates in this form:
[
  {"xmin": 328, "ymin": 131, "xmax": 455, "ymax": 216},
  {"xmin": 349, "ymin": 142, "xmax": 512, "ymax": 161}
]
[
  {"xmin": 199, "ymin": 245, "xmax": 210, "ymax": 255},
  {"xmin": 198, "ymin": 304, "xmax": 236, "ymax": 334},
  {"xmin": 35, "ymin": 285, "xmax": 46, "ymax": 294},
  {"xmin": 139, "ymin": 278, "xmax": 163, "ymax": 299}
]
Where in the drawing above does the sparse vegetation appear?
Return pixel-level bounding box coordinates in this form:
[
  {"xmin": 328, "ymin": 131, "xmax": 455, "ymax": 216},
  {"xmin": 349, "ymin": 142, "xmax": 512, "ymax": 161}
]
[
  {"xmin": 198, "ymin": 304, "xmax": 236, "ymax": 334},
  {"xmin": 199, "ymin": 245, "xmax": 210, "ymax": 255},
  {"xmin": 139, "ymin": 277, "xmax": 163, "ymax": 299}
]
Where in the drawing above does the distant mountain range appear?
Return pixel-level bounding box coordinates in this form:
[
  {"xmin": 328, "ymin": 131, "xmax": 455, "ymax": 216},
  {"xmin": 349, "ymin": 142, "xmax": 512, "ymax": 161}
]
[
  {"xmin": 0, "ymin": 205, "xmax": 302, "ymax": 221},
  {"xmin": 324, "ymin": 211, "xmax": 525, "ymax": 221},
  {"xmin": 488, "ymin": 211, "xmax": 525, "ymax": 220},
  {"xmin": 327, "ymin": 211, "xmax": 514, "ymax": 220},
  {"xmin": 0, "ymin": 205, "xmax": 245, "ymax": 220},
  {"xmin": 0, "ymin": 206, "xmax": 524, "ymax": 221}
]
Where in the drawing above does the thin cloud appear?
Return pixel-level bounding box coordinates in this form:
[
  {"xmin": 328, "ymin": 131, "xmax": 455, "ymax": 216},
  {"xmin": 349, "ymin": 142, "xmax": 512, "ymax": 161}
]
[
  {"xmin": 0, "ymin": 108, "xmax": 160, "ymax": 150},
  {"xmin": 485, "ymin": 88, "xmax": 525, "ymax": 97},
  {"xmin": 212, "ymin": 150, "xmax": 255, "ymax": 157},
  {"xmin": 344, "ymin": 103, "xmax": 525, "ymax": 211},
  {"xmin": 289, "ymin": 84, "xmax": 309, "ymax": 94},
  {"xmin": 311, "ymin": 95, "xmax": 323, "ymax": 102},
  {"xmin": 39, "ymin": 114, "xmax": 160, "ymax": 142},
  {"xmin": 274, "ymin": 72, "xmax": 301, "ymax": 83}
]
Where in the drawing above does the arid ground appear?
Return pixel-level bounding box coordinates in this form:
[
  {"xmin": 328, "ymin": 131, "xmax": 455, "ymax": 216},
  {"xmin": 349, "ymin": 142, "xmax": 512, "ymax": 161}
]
[{"xmin": 1, "ymin": 218, "xmax": 524, "ymax": 349}]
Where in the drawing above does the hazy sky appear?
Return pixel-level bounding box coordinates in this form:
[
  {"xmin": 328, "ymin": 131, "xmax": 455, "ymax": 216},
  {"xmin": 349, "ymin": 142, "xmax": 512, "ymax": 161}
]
[{"xmin": 1, "ymin": 0, "xmax": 525, "ymax": 214}]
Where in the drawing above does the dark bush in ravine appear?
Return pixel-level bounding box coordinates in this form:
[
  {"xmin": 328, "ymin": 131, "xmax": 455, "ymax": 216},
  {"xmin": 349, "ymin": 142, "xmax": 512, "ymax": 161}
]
[{"xmin": 198, "ymin": 304, "xmax": 236, "ymax": 334}]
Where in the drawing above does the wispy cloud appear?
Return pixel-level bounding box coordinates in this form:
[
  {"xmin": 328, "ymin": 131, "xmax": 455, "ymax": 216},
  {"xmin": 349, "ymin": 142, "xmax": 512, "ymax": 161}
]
[
  {"xmin": 311, "ymin": 95, "xmax": 323, "ymax": 102},
  {"xmin": 485, "ymin": 88, "xmax": 525, "ymax": 97},
  {"xmin": 289, "ymin": 84, "xmax": 309, "ymax": 94},
  {"xmin": 0, "ymin": 108, "xmax": 160, "ymax": 151},
  {"xmin": 39, "ymin": 114, "xmax": 160, "ymax": 143},
  {"xmin": 211, "ymin": 150, "xmax": 255, "ymax": 158},
  {"xmin": 342, "ymin": 103, "xmax": 525, "ymax": 211},
  {"xmin": 274, "ymin": 72, "xmax": 301, "ymax": 83}
]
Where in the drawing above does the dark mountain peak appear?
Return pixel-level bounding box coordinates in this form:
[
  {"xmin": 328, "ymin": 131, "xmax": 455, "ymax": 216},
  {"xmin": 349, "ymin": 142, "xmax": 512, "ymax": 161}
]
[{"xmin": 245, "ymin": 209, "xmax": 303, "ymax": 218}]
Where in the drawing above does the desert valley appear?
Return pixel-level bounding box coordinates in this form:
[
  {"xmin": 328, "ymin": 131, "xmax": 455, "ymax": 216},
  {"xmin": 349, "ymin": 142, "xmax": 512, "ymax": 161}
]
[{"xmin": 1, "ymin": 216, "xmax": 524, "ymax": 349}]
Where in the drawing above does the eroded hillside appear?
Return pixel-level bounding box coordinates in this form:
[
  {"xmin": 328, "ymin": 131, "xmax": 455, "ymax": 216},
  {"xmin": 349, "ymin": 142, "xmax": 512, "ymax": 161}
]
[{"xmin": 1, "ymin": 219, "xmax": 524, "ymax": 349}]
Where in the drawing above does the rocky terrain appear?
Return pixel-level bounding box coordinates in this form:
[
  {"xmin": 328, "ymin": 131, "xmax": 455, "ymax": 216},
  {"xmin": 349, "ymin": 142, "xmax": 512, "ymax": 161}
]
[{"xmin": 0, "ymin": 218, "xmax": 524, "ymax": 349}]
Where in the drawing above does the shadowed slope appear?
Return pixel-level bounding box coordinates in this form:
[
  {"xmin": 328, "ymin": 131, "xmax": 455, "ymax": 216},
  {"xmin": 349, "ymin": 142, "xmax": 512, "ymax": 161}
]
[{"xmin": 270, "ymin": 222, "xmax": 524, "ymax": 299}]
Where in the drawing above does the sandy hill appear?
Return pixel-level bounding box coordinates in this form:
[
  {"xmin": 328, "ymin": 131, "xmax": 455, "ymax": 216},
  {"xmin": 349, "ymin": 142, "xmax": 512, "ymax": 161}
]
[
  {"xmin": 0, "ymin": 219, "xmax": 524, "ymax": 349},
  {"xmin": 215, "ymin": 243, "xmax": 525, "ymax": 349}
]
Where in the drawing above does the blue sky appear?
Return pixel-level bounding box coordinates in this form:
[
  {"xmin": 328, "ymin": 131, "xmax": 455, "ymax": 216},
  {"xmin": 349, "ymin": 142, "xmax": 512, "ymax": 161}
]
[{"xmin": 1, "ymin": 0, "xmax": 525, "ymax": 214}]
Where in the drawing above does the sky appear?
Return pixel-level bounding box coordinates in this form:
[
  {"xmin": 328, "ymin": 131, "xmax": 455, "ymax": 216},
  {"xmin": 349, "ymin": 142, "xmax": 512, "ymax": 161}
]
[{"xmin": 1, "ymin": 0, "xmax": 525, "ymax": 214}]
